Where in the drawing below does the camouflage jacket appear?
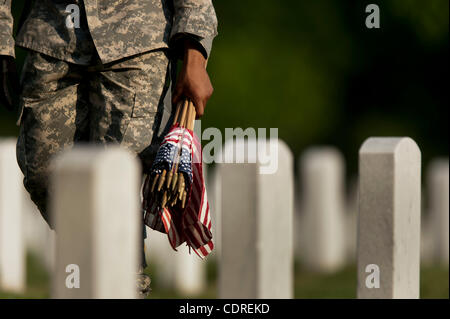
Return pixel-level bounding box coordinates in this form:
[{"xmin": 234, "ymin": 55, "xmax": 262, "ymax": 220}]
[{"xmin": 0, "ymin": 0, "xmax": 218, "ymax": 64}]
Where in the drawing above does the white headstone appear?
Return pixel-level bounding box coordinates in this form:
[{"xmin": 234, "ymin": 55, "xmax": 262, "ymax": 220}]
[
  {"xmin": 145, "ymin": 228, "xmax": 206, "ymax": 296},
  {"xmin": 357, "ymin": 137, "xmax": 421, "ymax": 299},
  {"xmin": 426, "ymin": 159, "xmax": 449, "ymax": 264},
  {"xmin": 421, "ymin": 184, "xmax": 433, "ymax": 265},
  {"xmin": 298, "ymin": 147, "xmax": 346, "ymax": 272},
  {"xmin": 23, "ymin": 189, "xmax": 55, "ymax": 273},
  {"xmin": 345, "ymin": 178, "xmax": 358, "ymax": 264},
  {"xmin": 293, "ymin": 197, "xmax": 303, "ymax": 262},
  {"xmin": 51, "ymin": 147, "xmax": 140, "ymax": 299},
  {"xmin": 0, "ymin": 139, "xmax": 25, "ymax": 293},
  {"xmin": 174, "ymin": 245, "xmax": 206, "ymax": 295},
  {"xmin": 144, "ymin": 227, "xmax": 175, "ymax": 289},
  {"xmin": 420, "ymin": 215, "xmax": 433, "ymax": 265},
  {"xmin": 218, "ymin": 138, "xmax": 294, "ymax": 299},
  {"xmin": 207, "ymin": 165, "xmax": 222, "ymax": 259}
]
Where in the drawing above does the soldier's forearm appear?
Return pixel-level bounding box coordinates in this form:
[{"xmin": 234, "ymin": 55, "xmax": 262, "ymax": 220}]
[
  {"xmin": 171, "ymin": 33, "xmax": 208, "ymax": 60},
  {"xmin": 183, "ymin": 38, "xmax": 207, "ymax": 67},
  {"xmin": 172, "ymin": 34, "xmax": 213, "ymax": 119}
]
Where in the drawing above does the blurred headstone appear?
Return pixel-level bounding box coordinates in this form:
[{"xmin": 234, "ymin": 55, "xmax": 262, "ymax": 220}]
[
  {"xmin": 357, "ymin": 137, "xmax": 421, "ymax": 299},
  {"xmin": 174, "ymin": 245, "xmax": 206, "ymax": 295},
  {"xmin": 421, "ymin": 185, "xmax": 433, "ymax": 265},
  {"xmin": 51, "ymin": 147, "xmax": 140, "ymax": 299},
  {"xmin": 426, "ymin": 159, "xmax": 449, "ymax": 264},
  {"xmin": 345, "ymin": 177, "xmax": 358, "ymax": 264},
  {"xmin": 145, "ymin": 228, "xmax": 206, "ymax": 296},
  {"xmin": 23, "ymin": 187, "xmax": 55, "ymax": 273},
  {"xmin": 0, "ymin": 139, "xmax": 25, "ymax": 293},
  {"xmin": 218, "ymin": 138, "xmax": 293, "ymax": 299},
  {"xmin": 207, "ymin": 164, "xmax": 222, "ymax": 259},
  {"xmin": 144, "ymin": 227, "xmax": 174, "ymax": 289},
  {"xmin": 293, "ymin": 189, "xmax": 303, "ymax": 262},
  {"xmin": 298, "ymin": 147, "xmax": 346, "ymax": 272}
]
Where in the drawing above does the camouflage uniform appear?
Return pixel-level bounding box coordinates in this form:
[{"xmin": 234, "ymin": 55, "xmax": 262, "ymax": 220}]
[
  {"xmin": 16, "ymin": 50, "xmax": 172, "ymax": 227},
  {"xmin": 0, "ymin": 0, "xmax": 218, "ymax": 228},
  {"xmin": 1, "ymin": 0, "xmax": 217, "ymax": 63}
]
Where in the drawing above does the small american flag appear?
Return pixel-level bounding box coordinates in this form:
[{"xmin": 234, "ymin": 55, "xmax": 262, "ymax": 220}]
[{"xmin": 143, "ymin": 124, "xmax": 214, "ymax": 259}]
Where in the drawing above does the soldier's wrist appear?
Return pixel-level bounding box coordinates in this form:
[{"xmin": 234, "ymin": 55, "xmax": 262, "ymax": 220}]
[
  {"xmin": 184, "ymin": 45, "xmax": 206, "ymax": 69},
  {"xmin": 183, "ymin": 36, "xmax": 207, "ymax": 59}
]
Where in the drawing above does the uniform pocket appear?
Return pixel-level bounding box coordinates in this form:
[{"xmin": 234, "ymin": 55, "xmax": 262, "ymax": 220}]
[
  {"xmin": 131, "ymin": 90, "xmax": 159, "ymax": 118},
  {"xmin": 16, "ymin": 51, "xmax": 72, "ymax": 125}
]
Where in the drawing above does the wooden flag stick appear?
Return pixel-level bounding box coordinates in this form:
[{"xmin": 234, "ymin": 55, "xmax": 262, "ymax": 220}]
[
  {"xmin": 151, "ymin": 174, "xmax": 159, "ymax": 192},
  {"xmin": 161, "ymin": 191, "xmax": 168, "ymax": 208},
  {"xmin": 185, "ymin": 100, "xmax": 193, "ymax": 130},
  {"xmin": 170, "ymin": 99, "xmax": 189, "ymax": 198},
  {"xmin": 173, "ymin": 100, "xmax": 182, "ymax": 124},
  {"xmin": 181, "ymin": 190, "xmax": 187, "ymax": 209},
  {"xmin": 187, "ymin": 100, "xmax": 196, "ymax": 131},
  {"xmin": 171, "ymin": 169, "xmax": 179, "ymax": 191},
  {"xmin": 157, "ymin": 170, "xmax": 167, "ymax": 191},
  {"xmin": 179, "ymin": 99, "xmax": 189, "ymax": 128},
  {"xmin": 166, "ymin": 169, "xmax": 174, "ymax": 190}
]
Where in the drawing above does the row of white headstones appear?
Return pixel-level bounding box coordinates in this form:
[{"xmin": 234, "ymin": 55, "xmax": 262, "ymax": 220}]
[{"xmin": 0, "ymin": 137, "xmax": 448, "ymax": 298}]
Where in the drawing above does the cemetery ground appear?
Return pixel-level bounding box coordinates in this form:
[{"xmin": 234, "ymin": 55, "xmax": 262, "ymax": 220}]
[{"xmin": 0, "ymin": 253, "xmax": 447, "ymax": 299}]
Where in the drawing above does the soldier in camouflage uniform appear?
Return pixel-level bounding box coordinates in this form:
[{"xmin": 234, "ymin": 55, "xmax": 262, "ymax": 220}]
[{"xmin": 0, "ymin": 0, "xmax": 218, "ymax": 297}]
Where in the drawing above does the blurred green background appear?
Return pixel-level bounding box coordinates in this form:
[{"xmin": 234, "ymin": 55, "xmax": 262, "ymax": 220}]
[{"xmin": 0, "ymin": 0, "xmax": 448, "ymax": 299}]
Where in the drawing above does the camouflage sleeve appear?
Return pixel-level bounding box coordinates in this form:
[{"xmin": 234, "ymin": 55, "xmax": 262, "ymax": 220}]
[
  {"xmin": 0, "ymin": 0, "xmax": 14, "ymax": 57},
  {"xmin": 170, "ymin": 0, "xmax": 218, "ymax": 58}
]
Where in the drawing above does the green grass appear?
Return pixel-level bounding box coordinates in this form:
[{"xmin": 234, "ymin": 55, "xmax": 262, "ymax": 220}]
[
  {"xmin": 294, "ymin": 263, "xmax": 357, "ymax": 299},
  {"xmin": 1, "ymin": 253, "xmax": 448, "ymax": 299},
  {"xmin": 420, "ymin": 265, "xmax": 449, "ymax": 299},
  {"xmin": 292, "ymin": 262, "xmax": 449, "ymax": 299},
  {"xmin": 0, "ymin": 253, "xmax": 49, "ymax": 299}
]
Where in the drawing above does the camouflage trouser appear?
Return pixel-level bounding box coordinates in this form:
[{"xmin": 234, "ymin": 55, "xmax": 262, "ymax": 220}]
[{"xmin": 16, "ymin": 49, "xmax": 174, "ymax": 232}]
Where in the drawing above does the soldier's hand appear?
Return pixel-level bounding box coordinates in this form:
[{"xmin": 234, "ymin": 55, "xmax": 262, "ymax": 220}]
[
  {"xmin": 0, "ymin": 55, "xmax": 20, "ymax": 112},
  {"xmin": 172, "ymin": 41, "xmax": 213, "ymax": 119}
]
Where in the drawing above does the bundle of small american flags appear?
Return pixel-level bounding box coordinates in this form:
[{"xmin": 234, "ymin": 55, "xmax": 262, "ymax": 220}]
[{"xmin": 142, "ymin": 99, "xmax": 214, "ymax": 259}]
